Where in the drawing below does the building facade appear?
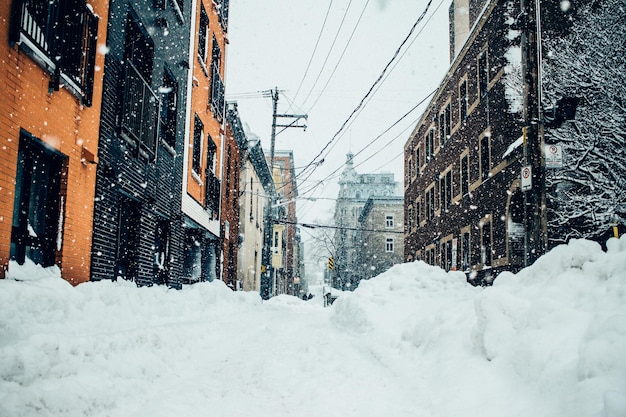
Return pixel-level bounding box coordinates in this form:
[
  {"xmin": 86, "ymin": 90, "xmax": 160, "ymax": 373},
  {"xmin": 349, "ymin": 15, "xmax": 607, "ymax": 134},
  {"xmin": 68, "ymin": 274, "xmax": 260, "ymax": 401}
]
[
  {"xmin": 180, "ymin": 0, "xmax": 229, "ymax": 284},
  {"xmin": 271, "ymin": 150, "xmax": 300, "ymax": 296},
  {"xmin": 357, "ymin": 197, "xmax": 404, "ymax": 281},
  {"xmin": 403, "ymin": 0, "xmax": 579, "ymax": 283},
  {"xmin": 221, "ymin": 102, "xmax": 246, "ymax": 290},
  {"xmin": 238, "ymin": 139, "xmax": 273, "ymax": 293},
  {"xmin": 1, "ymin": 0, "xmax": 108, "ymax": 283},
  {"xmin": 90, "ymin": 0, "xmax": 193, "ymax": 287},
  {"xmin": 333, "ymin": 152, "xmax": 401, "ymax": 290}
]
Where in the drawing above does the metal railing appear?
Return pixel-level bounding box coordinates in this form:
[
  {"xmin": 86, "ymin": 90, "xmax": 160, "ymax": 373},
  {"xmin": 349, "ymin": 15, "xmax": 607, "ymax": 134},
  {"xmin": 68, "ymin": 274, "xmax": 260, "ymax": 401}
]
[
  {"xmin": 121, "ymin": 63, "xmax": 159, "ymax": 156},
  {"xmin": 9, "ymin": 0, "xmax": 98, "ymax": 105},
  {"xmin": 209, "ymin": 62, "xmax": 225, "ymax": 121}
]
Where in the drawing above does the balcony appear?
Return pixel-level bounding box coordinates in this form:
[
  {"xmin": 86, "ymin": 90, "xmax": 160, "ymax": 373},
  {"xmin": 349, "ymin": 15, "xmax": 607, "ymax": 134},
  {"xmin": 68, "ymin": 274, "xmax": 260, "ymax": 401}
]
[
  {"xmin": 120, "ymin": 63, "xmax": 160, "ymax": 158},
  {"xmin": 209, "ymin": 62, "xmax": 225, "ymax": 121},
  {"xmin": 215, "ymin": 0, "xmax": 229, "ymax": 30},
  {"xmin": 9, "ymin": 0, "xmax": 98, "ymax": 106}
]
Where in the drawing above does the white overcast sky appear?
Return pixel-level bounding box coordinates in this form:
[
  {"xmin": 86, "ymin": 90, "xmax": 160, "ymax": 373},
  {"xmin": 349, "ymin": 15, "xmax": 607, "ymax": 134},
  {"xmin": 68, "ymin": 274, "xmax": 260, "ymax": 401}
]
[{"xmin": 225, "ymin": 0, "xmax": 452, "ymax": 269}]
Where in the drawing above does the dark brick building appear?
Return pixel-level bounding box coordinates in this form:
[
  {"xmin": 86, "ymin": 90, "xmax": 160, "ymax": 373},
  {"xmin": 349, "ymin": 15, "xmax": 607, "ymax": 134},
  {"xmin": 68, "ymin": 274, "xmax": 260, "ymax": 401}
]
[
  {"xmin": 90, "ymin": 0, "xmax": 191, "ymax": 287},
  {"xmin": 404, "ymin": 0, "xmax": 578, "ymax": 283}
]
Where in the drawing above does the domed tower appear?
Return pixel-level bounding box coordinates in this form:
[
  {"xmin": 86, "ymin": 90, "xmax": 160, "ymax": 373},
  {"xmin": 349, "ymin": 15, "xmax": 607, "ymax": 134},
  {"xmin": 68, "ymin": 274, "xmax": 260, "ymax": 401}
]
[{"xmin": 338, "ymin": 152, "xmax": 358, "ymax": 199}]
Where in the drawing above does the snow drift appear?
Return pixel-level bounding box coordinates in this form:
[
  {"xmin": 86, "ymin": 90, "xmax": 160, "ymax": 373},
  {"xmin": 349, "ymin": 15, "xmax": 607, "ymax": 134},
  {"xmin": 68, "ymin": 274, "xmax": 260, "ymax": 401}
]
[{"xmin": 1, "ymin": 237, "xmax": 625, "ymax": 417}]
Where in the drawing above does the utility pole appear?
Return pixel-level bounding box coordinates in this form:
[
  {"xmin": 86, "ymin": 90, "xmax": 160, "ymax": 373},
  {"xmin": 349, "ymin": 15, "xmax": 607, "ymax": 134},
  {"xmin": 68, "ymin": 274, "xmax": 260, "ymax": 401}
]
[
  {"xmin": 520, "ymin": 0, "xmax": 547, "ymax": 266},
  {"xmin": 261, "ymin": 87, "xmax": 307, "ymax": 299}
]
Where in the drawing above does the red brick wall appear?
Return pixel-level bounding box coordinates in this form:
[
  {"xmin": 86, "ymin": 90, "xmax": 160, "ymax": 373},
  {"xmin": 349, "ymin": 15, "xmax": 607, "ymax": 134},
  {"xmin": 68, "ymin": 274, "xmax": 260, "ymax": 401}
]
[{"xmin": 0, "ymin": 0, "xmax": 108, "ymax": 283}]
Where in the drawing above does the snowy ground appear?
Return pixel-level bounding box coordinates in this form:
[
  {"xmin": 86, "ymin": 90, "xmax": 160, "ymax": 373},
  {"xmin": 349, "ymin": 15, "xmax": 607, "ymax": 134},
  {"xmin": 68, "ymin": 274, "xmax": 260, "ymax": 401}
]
[{"xmin": 1, "ymin": 238, "xmax": 626, "ymax": 417}]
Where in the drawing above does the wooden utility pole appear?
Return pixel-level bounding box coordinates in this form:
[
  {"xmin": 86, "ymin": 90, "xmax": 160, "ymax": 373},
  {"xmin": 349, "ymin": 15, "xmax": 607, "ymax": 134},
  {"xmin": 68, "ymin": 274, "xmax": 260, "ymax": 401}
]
[{"xmin": 261, "ymin": 87, "xmax": 307, "ymax": 299}]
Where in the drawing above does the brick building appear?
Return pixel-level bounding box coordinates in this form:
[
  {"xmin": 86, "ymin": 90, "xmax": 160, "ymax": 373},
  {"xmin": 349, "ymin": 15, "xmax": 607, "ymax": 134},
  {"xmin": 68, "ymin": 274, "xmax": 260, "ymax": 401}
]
[
  {"xmin": 271, "ymin": 150, "xmax": 300, "ymax": 296},
  {"xmin": 221, "ymin": 102, "xmax": 246, "ymax": 289},
  {"xmin": 403, "ymin": 0, "xmax": 575, "ymax": 282},
  {"xmin": 180, "ymin": 0, "xmax": 229, "ymax": 284},
  {"xmin": 90, "ymin": 0, "xmax": 193, "ymax": 286},
  {"xmin": 1, "ymin": 0, "xmax": 108, "ymax": 283}
]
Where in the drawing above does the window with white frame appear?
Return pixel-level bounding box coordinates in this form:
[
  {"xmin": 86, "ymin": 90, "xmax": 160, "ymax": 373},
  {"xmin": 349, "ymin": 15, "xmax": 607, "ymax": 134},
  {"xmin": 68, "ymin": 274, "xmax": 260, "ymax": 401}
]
[
  {"xmin": 386, "ymin": 214, "xmax": 394, "ymax": 228},
  {"xmin": 385, "ymin": 238, "xmax": 394, "ymax": 253}
]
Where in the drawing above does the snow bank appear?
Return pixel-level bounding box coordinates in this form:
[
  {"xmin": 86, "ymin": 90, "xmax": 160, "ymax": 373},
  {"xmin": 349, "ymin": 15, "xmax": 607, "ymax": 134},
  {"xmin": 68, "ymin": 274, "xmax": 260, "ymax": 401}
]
[
  {"xmin": 1, "ymin": 238, "xmax": 625, "ymax": 417},
  {"xmin": 332, "ymin": 237, "xmax": 626, "ymax": 416}
]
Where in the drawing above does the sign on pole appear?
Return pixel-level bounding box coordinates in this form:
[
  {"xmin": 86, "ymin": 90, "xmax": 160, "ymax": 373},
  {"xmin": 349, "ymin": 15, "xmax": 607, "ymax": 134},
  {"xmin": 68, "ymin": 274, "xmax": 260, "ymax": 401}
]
[
  {"xmin": 521, "ymin": 165, "xmax": 532, "ymax": 191},
  {"xmin": 545, "ymin": 144, "xmax": 563, "ymax": 168}
]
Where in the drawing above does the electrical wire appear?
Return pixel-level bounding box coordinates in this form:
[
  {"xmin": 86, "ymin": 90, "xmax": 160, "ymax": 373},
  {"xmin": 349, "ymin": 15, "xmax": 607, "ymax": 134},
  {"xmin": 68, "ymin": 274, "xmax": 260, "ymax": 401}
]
[
  {"xmin": 291, "ymin": 0, "xmax": 335, "ymax": 107},
  {"xmin": 296, "ymin": 88, "xmax": 435, "ymax": 195},
  {"xmin": 300, "ymin": 0, "xmax": 355, "ymax": 108},
  {"xmin": 297, "ymin": 0, "xmax": 435, "ymax": 181},
  {"xmin": 305, "ymin": 0, "xmax": 371, "ymax": 114}
]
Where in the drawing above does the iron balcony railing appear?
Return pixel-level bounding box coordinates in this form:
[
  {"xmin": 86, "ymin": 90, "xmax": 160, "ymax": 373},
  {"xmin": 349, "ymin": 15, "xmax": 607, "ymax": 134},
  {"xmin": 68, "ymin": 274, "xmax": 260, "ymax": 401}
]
[
  {"xmin": 215, "ymin": 0, "xmax": 229, "ymax": 30},
  {"xmin": 209, "ymin": 62, "xmax": 225, "ymax": 121},
  {"xmin": 121, "ymin": 62, "xmax": 160, "ymax": 157},
  {"xmin": 9, "ymin": 0, "xmax": 98, "ymax": 106}
]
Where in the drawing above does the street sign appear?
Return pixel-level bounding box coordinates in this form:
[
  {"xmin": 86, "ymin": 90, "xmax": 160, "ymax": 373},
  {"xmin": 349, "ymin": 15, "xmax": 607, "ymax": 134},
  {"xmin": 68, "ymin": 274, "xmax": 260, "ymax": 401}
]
[
  {"xmin": 545, "ymin": 144, "xmax": 563, "ymax": 168},
  {"xmin": 521, "ymin": 165, "xmax": 532, "ymax": 191},
  {"xmin": 328, "ymin": 257, "xmax": 334, "ymax": 270}
]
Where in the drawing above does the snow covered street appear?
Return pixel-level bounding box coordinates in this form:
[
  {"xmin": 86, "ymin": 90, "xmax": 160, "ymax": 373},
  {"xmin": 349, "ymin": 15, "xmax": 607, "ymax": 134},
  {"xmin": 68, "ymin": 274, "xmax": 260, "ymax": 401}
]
[{"xmin": 2, "ymin": 237, "xmax": 626, "ymax": 417}]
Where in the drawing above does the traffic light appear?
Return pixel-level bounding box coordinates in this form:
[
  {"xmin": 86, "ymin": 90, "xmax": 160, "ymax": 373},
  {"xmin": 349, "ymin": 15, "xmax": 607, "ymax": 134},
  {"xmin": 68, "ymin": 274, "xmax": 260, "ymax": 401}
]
[{"xmin": 328, "ymin": 257, "xmax": 334, "ymax": 270}]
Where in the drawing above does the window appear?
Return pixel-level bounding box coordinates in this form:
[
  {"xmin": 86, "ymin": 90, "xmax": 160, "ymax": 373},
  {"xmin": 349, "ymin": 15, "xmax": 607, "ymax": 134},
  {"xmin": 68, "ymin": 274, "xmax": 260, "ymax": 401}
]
[
  {"xmin": 215, "ymin": 0, "xmax": 229, "ymax": 29},
  {"xmin": 198, "ymin": 3, "xmax": 209, "ymax": 67},
  {"xmin": 249, "ymin": 178, "xmax": 254, "ymax": 221},
  {"xmin": 459, "ymin": 79, "xmax": 468, "ymax": 121},
  {"xmin": 407, "ymin": 154, "xmax": 413, "ymax": 180},
  {"xmin": 425, "ymin": 246, "xmax": 436, "ymax": 266},
  {"xmin": 480, "ymin": 136, "xmax": 491, "ymax": 180},
  {"xmin": 9, "ymin": 0, "xmax": 99, "ymax": 105},
  {"xmin": 192, "ymin": 115, "xmax": 204, "ymax": 176},
  {"xmin": 205, "ymin": 135, "xmax": 220, "ymax": 214},
  {"xmin": 461, "ymin": 231, "xmax": 471, "ymax": 270},
  {"xmin": 10, "ymin": 131, "xmax": 67, "ymax": 267},
  {"xmin": 440, "ymin": 240, "xmax": 453, "ymax": 271},
  {"xmin": 116, "ymin": 199, "xmax": 141, "ymax": 281},
  {"xmin": 425, "ymin": 186, "xmax": 435, "ymax": 221},
  {"xmin": 440, "ymin": 170, "xmax": 453, "ymax": 212},
  {"xmin": 159, "ymin": 67, "xmax": 178, "ymax": 149},
  {"xmin": 415, "ymin": 146, "xmax": 421, "ymax": 175},
  {"xmin": 386, "ymin": 215, "xmax": 394, "ymax": 228},
  {"xmin": 225, "ymin": 147, "xmax": 232, "ymax": 202},
  {"xmin": 120, "ymin": 14, "xmax": 158, "ymax": 157},
  {"xmin": 407, "ymin": 207, "xmax": 413, "ymax": 230},
  {"xmin": 461, "ymin": 153, "xmax": 470, "ymax": 196},
  {"xmin": 426, "ymin": 129, "xmax": 434, "ymax": 161},
  {"xmin": 481, "ymin": 221, "xmax": 492, "ymax": 266},
  {"xmin": 209, "ymin": 37, "xmax": 225, "ymax": 120},
  {"xmin": 386, "ymin": 238, "xmax": 394, "ymax": 253},
  {"xmin": 478, "ymin": 51, "xmax": 488, "ymax": 98},
  {"xmin": 439, "ymin": 104, "xmax": 451, "ymax": 145},
  {"xmin": 415, "ymin": 199, "xmax": 421, "ymax": 226}
]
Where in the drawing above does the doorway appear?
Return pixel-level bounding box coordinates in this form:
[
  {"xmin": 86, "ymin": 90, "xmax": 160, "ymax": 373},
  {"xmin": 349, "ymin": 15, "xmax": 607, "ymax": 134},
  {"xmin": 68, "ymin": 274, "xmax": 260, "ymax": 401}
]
[{"xmin": 10, "ymin": 131, "xmax": 67, "ymax": 267}]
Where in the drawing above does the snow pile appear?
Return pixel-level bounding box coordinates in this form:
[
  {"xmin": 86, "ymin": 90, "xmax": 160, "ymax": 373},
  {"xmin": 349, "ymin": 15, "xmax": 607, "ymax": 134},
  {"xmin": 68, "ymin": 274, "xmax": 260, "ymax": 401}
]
[{"xmin": 1, "ymin": 238, "xmax": 625, "ymax": 417}]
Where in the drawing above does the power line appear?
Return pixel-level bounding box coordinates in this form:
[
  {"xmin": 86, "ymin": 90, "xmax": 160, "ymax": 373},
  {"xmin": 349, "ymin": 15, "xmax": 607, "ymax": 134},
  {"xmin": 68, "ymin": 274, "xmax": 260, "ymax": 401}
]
[
  {"xmin": 291, "ymin": 0, "xmax": 335, "ymax": 107},
  {"xmin": 296, "ymin": 88, "xmax": 436, "ymax": 195},
  {"xmin": 300, "ymin": 0, "xmax": 355, "ymax": 108},
  {"xmin": 305, "ymin": 0, "xmax": 372, "ymax": 114},
  {"xmin": 297, "ymin": 0, "xmax": 435, "ymax": 180},
  {"xmin": 278, "ymin": 219, "xmax": 405, "ymax": 234}
]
